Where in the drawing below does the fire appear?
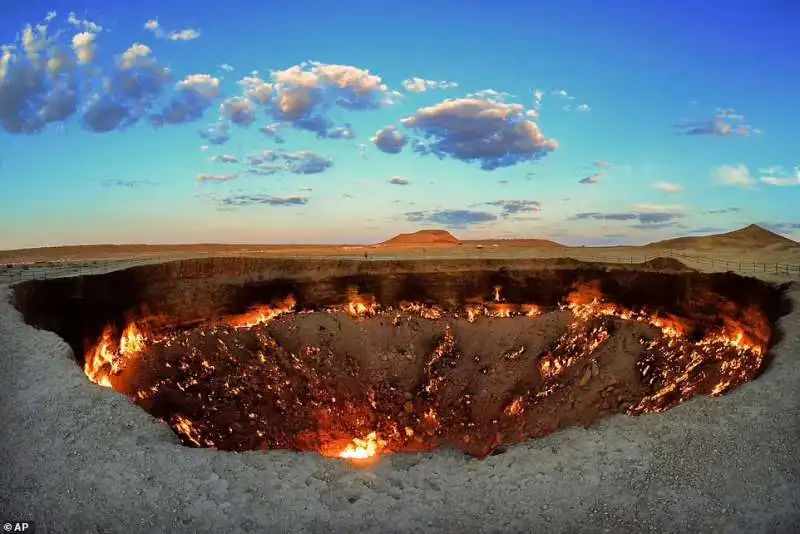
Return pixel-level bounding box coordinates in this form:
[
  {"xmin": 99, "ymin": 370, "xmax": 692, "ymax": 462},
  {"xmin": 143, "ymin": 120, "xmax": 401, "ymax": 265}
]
[
  {"xmin": 338, "ymin": 431, "xmax": 387, "ymax": 460},
  {"xmin": 226, "ymin": 297, "xmax": 296, "ymax": 328},
  {"xmin": 84, "ymin": 322, "xmax": 148, "ymax": 388},
  {"xmin": 82, "ymin": 285, "xmax": 772, "ymax": 457}
]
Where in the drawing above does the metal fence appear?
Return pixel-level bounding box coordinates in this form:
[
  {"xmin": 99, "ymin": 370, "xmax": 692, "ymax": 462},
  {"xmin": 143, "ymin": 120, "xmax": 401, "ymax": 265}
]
[{"xmin": 1, "ymin": 247, "xmax": 799, "ymax": 284}]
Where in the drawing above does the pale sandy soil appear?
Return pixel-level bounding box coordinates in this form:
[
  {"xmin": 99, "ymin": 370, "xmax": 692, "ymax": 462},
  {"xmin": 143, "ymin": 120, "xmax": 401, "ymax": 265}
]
[
  {"xmin": 0, "ymin": 240, "xmax": 799, "ymax": 532},
  {"xmin": 2, "ymin": 241, "xmax": 800, "ymax": 284}
]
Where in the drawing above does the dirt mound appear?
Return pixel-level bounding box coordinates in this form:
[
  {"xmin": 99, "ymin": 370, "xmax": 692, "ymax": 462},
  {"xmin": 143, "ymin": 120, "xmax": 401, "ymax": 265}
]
[
  {"xmin": 651, "ymin": 224, "xmax": 798, "ymax": 250},
  {"xmin": 379, "ymin": 230, "xmax": 459, "ymax": 246},
  {"xmin": 641, "ymin": 257, "xmax": 695, "ymax": 272}
]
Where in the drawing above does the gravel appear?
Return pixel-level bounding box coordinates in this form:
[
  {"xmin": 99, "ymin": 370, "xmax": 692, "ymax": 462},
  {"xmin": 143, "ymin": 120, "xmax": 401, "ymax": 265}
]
[{"xmin": 1, "ymin": 281, "xmax": 799, "ymax": 533}]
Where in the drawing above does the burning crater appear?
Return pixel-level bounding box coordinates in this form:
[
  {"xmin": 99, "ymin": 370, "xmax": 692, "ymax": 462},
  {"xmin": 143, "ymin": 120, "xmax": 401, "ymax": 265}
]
[{"xmin": 11, "ymin": 258, "xmax": 792, "ymax": 460}]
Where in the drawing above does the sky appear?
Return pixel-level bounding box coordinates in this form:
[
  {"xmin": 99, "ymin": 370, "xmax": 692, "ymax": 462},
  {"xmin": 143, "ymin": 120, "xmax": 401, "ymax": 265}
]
[{"xmin": 1, "ymin": 0, "xmax": 799, "ymax": 249}]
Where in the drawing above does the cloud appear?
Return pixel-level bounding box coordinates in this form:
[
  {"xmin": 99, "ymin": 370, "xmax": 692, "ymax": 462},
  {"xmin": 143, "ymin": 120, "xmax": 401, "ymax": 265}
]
[
  {"xmin": 327, "ymin": 124, "xmax": 355, "ymax": 139},
  {"xmin": 758, "ymin": 165, "xmax": 800, "ymax": 186},
  {"xmin": 576, "ymin": 103, "xmax": 590, "ymax": 112},
  {"xmin": 0, "ymin": 17, "xmax": 105, "ymax": 133},
  {"xmin": 533, "ymin": 89, "xmax": 544, "ymax": 109},
  {"xmin": 762, "ymin": 222, "xmax": 800, "ymax": 234},
  {"xmin": 466, "ymin": 89, "xmax": 515, "ymax": 102},
  {"xmin": 402, "ymin": 77, "xmax": 459, "ymax": 93},
  {"xmin": 100, "ymin": 178, "xmax": 156, "ymax": 187},
  {"xmin": 258, "ymin": 122, "xmax": 287, "ymax": 143},
  {"xmin": 371, "ymin": 125, "xmax": 407, "ymax": 154},
  {"xmin": 72, "ymin": 32, "xmax": 97, "ymax": 64},
  {"xmin": 198, "ymin": 120, "xmax": 230, "ymax": 145},
  {"xmin": 653, "ymin": 181, "xmax": 684, "ymax": 193},
  {"xmin": 712, "ymin": 163, "xmax": 755, "ymax": 188},
  {"xmin": 81, "ymin": 43, "xmax": 172, "ymax": 132},
  {"xmin": 571, "ymin": 204, "xmax": 685, "ymax": 225},
  {"xmin": 594, "ymin": 160, "xmax": 612, "ymax": 168},
  {"xmin": 151, "ymin": 74, "xmax": 221, "ymax": 126},
  {"xmin": 218, "ymin": 63, "xmax": 234, "ymax": 72},
  {"xmin": 218, "ymin": 194, "xmax": 309, "ymax": 207},
  {"xmin": 579, "ymin": 172, "xmax": 603, "ymax": 184},
  {"xmin": 196, "ymin": 172, "xmax": 239, "ymax": 184},
  {"xmin": 405, "ymin": 209, "xmax": 497, "ymax": 228},
  {"xmin": 67, "ymin": 12, "xmax": 103, "ymax": 32},
  {"xmin": 400, "ymin": 98, "xmax": 558, "ymax": 170},
  {"xmin": 244, "ymin": 150, "xmax": 333, "ymax": 175},
  {"xmin": 169, "ymin": 29, "xmax": 201, "ymax": 41},
  {"xmin": 209, "ymin": 154, "xmax": 240, "ymax": 164},
  {"xmin": 388, "ymin": 176, "xmax": 410, "ymax": 185},
  {"xmin": 553, "ymin": 89, "xmax": 574, "ymax": 100},
  {"xmin": 260, "ymin": 61, "xmax": 396, "ymax": 136},
  {"xmin": 219, "ymin": 96, "xmax": 256, "ymax": 126},
  {"xmin": 674, "ymin": 108, "xmax": 759, "ymax": 137},
  {"xmin": 144, "ymin": 20, "xmax": 200, "ymax": 41},
  {"xmin": 704, "ymin": 207, "xmax": 739, "ymax": 214},
  {"xmin": 482, "ymin": 199, "xmax": 542, "ymax": 217}
]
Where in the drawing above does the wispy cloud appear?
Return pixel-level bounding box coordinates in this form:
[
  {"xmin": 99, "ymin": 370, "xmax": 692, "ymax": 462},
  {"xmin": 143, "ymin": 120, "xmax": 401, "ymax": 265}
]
[
  {"xmin": 218, "ymin": 194, "xmax": 309, "ymax": 208},
  {"xmin": 244, "ymin": 150, "xmax": 333, "ymax": 175},
  {"xmin": 402, "ymin": 77, "xmax": 458, "ymax": 93},
  {"xmin": 196, "ymin": 172, "xmax": 239, "ymax": 184},
  {"xmin": 712, "ymin": 163, "xmax": 756, "ymax": 188},
  {"xmin": 579, "ymin": 172, "xmax": 603, "ymax": 184},
  {"xmin": 144, "ymin": 20, "xmax": 201, "ymax": 41},
  {"xmin": 405, "ymin": 209, "xmax": 497, "ymax": 228},
  {"xmin": 704, "ymin": 207, "xmax": 739, "ymax": 214},
  {"xmin": 100, "ymin": 178, "xmax": 157, "ymax": 188},
  {"xmin": 481, "ymin": 199, "xmax": 541, "ymax": 217},
  {"xmin": 209, "ymin": 154, "xmax": 240, "ymax": 164},
  {"xmin": 674, "ymin": 108, "xmax": 759, "ymax": 137},
  {"xmin": 758, "ymin": 165, "xmax": 800, "ymax": 186},
  {"xmin": 653, "ymin": 181, "xmax": 684, "ymax": 193},
  {"xmin": 388, "ymin": 176, "xmax": 410, "ymax": 185}
]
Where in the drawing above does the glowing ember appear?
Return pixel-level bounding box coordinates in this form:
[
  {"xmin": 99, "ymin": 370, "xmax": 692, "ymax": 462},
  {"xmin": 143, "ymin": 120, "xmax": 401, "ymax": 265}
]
[
  {"xmin": 81, "ymin": 283, "xmax": 776, "ymax": 459},
  {"xmin": 338, "ymin": 431, "xmax": 387, "ymax": 460}
]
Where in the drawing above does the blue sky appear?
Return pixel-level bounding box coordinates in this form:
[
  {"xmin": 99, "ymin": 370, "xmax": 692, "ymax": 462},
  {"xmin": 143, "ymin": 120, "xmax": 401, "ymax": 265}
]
[{"xmin": 1, "ymin": 0, "xmax": 799, "ymax": 249}]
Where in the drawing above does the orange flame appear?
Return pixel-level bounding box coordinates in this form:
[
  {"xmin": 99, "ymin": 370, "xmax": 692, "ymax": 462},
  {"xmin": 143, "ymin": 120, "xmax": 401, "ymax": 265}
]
[
  {"xmin": 225, "ymin": 297, "xmax": 297, "ymax": 328},
  {"xmin": 338, "ymin": 431, "xmax": 387, "ymax": 460},
  {"xmin": 84, "ymin": 322, "xmax": 148, "ymax": 387}
]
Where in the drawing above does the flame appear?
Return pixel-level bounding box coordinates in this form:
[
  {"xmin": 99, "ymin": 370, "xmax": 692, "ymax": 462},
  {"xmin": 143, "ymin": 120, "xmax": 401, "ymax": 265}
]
[
  {"xmin": 226, "ymin": 297, "xmax": 296, "ymax": 328},
  {"xmin": 338, "ymin": 431, "xmax": 387, "ymax": 460},
  {"xmin": 84, "ymin": 322, "xmax": 148, "ymax": 387}
]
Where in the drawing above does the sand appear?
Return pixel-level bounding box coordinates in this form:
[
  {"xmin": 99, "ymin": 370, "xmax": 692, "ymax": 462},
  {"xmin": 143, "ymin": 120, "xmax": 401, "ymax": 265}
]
[{"xmin": 1, "ymin": 233, "xmax": 800, "ymax": 533}]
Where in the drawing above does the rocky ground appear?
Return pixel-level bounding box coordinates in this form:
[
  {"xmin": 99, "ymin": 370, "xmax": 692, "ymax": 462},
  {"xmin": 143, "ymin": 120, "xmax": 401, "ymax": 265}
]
[{"xmin": 1, "ymin": 270, "xmax": 799, "ymax": 532}]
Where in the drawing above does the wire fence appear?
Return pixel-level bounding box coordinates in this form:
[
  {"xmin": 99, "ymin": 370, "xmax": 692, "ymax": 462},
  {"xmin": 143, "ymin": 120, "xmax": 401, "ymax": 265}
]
[{"xmin": 1, "ymin": 247, "xmax": 799, "ymax": 283}]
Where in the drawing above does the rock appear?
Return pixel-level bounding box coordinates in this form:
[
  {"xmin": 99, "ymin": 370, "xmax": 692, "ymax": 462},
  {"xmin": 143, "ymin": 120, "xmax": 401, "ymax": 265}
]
[{"xmin": 579, "ymin": 367, "xmax": 592, "ymax": 387}]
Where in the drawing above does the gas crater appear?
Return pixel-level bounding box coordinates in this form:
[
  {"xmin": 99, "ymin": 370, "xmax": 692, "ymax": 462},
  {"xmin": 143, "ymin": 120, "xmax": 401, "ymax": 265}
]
[{"xmin": 11, "ymin": 258, "xmax": 792, "ymax": 460}]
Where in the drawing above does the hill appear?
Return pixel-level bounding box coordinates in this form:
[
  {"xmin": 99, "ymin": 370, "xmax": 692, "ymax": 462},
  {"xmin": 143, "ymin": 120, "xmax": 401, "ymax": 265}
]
[
  {"xmin": 378, "ymin": 230, "xmax": 460, "ymax": 246},
  {"xmin": 649, "ymin": 224, "xmax": 798, "ymax": 250}
]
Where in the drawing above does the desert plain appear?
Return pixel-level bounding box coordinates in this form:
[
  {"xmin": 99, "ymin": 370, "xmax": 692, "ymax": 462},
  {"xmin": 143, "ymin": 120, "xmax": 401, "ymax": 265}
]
[{"xmin": 0, "ymin": 225, "xmax": 799, "ymax": 533}]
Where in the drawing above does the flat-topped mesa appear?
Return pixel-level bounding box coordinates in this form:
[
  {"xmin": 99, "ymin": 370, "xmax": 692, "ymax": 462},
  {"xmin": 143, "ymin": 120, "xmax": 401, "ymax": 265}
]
[{"xmin": 378, "ymin": 230, "xmax": 460, "ymax": 246}]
